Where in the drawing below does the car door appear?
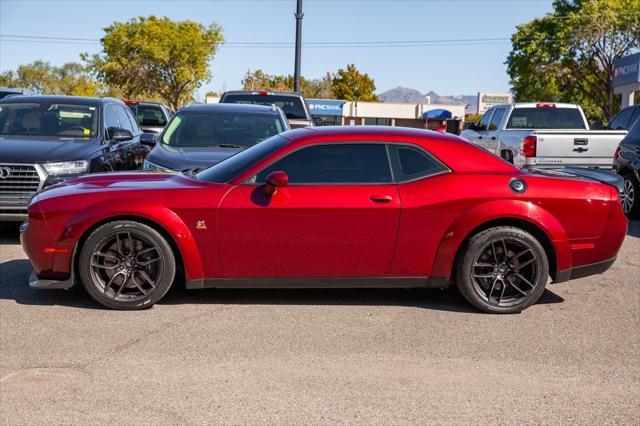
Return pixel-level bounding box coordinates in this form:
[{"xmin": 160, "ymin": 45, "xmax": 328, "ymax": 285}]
[
  {"xmin": 485, "ymin": 107, "xmax": 507, "ymax": 156},
  {"xmin": 114, "ymin": 104, "xmax": 141, "ymax": 170},
  {"xmin": 217, "ymin": 142, "xmax": 401, "ymax": 278},
  {"xmin": 464, "ymin": 109, "xmax": 494, "ymax": 148},
  {"xmin": 103, "ymin": 103, "xmax": 125, "ymax": 170}
]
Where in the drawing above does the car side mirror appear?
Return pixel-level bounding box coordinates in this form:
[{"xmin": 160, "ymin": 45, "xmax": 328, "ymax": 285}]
[
  {"xmin": 466, "ymin": 122, "xmax": 477, "ymax": 131},
  {"xmin": 262, "ymin": 170, "xmax": 289, "ymax": 197},
  {"xmin": 108, "ymin": 127, "xmax": 133, "ymax": 142},
  {"xmin": 140, "ymin": 133, "xmax": 157, "ymax": 146}
]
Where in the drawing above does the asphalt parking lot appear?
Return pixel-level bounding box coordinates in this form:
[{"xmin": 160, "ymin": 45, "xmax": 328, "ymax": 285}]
[{"xmin": 1, "ymin": 221, "xmax": 638, "ymax": 425}]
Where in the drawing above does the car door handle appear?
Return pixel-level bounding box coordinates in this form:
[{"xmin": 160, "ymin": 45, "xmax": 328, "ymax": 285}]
[
  {"xmin": 491, "ymin": 136, "xmax": 497, "ymax": 140},
  {"xmin": 370, "ymin": 194, "xmax": 393, "ymax": 203},
  {"xmin": 478, "ymin": 136, "xmax": 483, "ymax": 140}
]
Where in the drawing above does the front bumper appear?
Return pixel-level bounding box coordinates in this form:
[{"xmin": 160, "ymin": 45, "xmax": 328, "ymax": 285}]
[{"xmin": 29, "ymin": 270, "xmax": 75, "ymax": 289}]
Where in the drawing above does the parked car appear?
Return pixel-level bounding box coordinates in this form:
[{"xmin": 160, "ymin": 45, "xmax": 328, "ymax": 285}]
[
  {"xmin": 609, "ymin": 105, "xmax": 640, "ymax": 131},
  {"xmin": 22, "ymin": 127, "xmax": 627, "ymax": 313},
  {"xmin": 0, "ymin": 95, "xmax": 146, "ymax": 221},
  {"xmin": 613, "ymin": 117, "xmax": 640, "ymax": 218},
  {"xmin": 220, "ymin": 90, "xmax": 313, "ymax": 128},
  {"xmin": 460, "ymin": 103, "xmax": 628, "ymax": 169},
  {"xmin": 124, "ymin": 100, "xmax": 173, "ymax": 134},
  {"xmin": 0, "ymin": 87, "xmax": 38, "ymax": 100},
  {"xmin": 142, "ymin": 103, "xmax": 289, "ymax": 172}
]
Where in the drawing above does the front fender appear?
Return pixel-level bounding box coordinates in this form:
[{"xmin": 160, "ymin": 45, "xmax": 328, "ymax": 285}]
[
  {"xmin": 431, "ymin": 199, "xmax": 571, "ymax": 279},
  {"xmin": 53, "ymin": 197, "xmax": 204, "ymax": 281}
]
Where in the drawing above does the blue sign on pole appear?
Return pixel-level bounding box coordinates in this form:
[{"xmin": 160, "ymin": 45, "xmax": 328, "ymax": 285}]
[
  {"xmin": 307, "ymin": 99, "xmax": 345, "ymax": 116},
  {"xmin": 613, "ymin": 53, "xmax": 640, "ymax": 88}
]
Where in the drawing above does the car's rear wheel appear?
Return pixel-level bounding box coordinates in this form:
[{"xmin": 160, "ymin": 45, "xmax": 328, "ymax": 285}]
[
  {"xmin": 620, "ymin": 173, "xmax": 639, "ymax": 219},
  {"xmin": 78, "ymin": 220, "xmax": 175, "ymax": 310},
  {"xmin": 456, "ymin": 226, "xmax": 549, "ymax": 314}
]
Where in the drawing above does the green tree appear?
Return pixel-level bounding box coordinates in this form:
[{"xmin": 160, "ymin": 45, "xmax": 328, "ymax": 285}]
[
  {"xmin": 241, "ymin": 69, "xmax": 335, "ymax": 99},
  {"xmin": 0, "ymin": 60, "xmax": 103, "ymax": 96},
  {"xmin": 86, "ymin": 16, "xmax": 223, "ymax": 110},
  {"xmin": 507, "ymin": 0, "xmax": 640, "ymax": 122},
  {"xmin": 331, "ymin": 64, "xmax": 379, "ymax": 102}
]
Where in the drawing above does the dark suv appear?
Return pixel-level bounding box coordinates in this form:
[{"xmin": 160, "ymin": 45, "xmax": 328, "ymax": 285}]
[
  {"xmin": 609, "ymin": 105, "xmax": 640, "ymax": 131},
  {"xmin": 613, "ymin": 117, "xmax": 640, "ymax": 219},
  {"xmin": 220, "ymin": 91, "xmax": 313, "ymax": 128},
  {"xmin": 125, "ymin": 100, "xmax": 173, "ymax": 134},
  {"xmin": 0, "ymin": 95, "xmax": 146, "ymax": 221}
]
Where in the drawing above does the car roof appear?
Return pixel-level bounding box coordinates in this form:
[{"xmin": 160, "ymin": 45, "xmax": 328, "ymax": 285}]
[
  {"xmin": 180, "ymin": 103, "xmax": 281, "ymax": 114},
  {"xmin": 222, "ymin": 90, "xmax": 303, "ymax": 98},
  {"xmin": 0, "ymin": 94, "xmax": 123, "ymax": 106},
  {"xmin": 276, "ymin": 126, "xmax": 517, "ymax": 174}
]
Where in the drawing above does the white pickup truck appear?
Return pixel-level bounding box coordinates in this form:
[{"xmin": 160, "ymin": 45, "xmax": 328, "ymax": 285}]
[{"xmin": 460, "ymin": 103, "xmax": 628, "ymax": 169}]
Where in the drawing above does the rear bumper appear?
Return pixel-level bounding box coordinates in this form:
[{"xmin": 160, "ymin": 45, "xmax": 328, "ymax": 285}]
[{"xmin": 554, "ymin": 256, "xmax": 617, "ymax": 283}]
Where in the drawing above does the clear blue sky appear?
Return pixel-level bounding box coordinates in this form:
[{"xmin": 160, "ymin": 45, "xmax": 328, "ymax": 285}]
[{"xmin": 0, "ymin": 0, "xmax": 554, "ymax": 98}]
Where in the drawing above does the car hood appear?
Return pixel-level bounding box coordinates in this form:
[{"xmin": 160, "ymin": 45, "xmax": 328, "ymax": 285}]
[
  {"xmin": 34, "ymin": 171, "xmax": 202, "ymax": 202},
  {"xmin": 0, "ymin": 135, "xmax": 99, "ymax": 164},
  {"xmin": 146, "ymin": 143, "xmax": 244, "ymax": 170}
]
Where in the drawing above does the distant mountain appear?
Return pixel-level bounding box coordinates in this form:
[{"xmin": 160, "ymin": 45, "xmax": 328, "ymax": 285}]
[{"xmin": 378, "ymin": 87, "xmax": 478, "ymax": 114}]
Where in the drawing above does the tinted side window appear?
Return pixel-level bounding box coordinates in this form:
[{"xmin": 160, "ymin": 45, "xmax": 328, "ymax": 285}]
[
  {"xmin": 104, "ymin": 104, "xmax": 119, "ymax": 130},
  {"xmin": 476, "ymin": 110, "xmax": 493, "ymax": 131},
  {"xmin": 392, "ymin": 145, "xmax": 446, "ymax": 181},
  {"xmin": 628, "ymin": 107, "xmax": 640, "ymax": 129},
  {"xmin": 255, "ymin": 143, "xmax": 392, "ymax": 184},
  {"xmin": 489, "ymin": 108, "xmax": 506, "ymax": 131},
  {"xmin": 610, "ymin": 107, "xmax": 633, "ymax": 130},
  {"xmin": 626, "ymin": 118, "xmax": 640, "ymax": 146},
  {"xmin": 115, "ymin": 105, "xmax": 134, "ymax": 132}
]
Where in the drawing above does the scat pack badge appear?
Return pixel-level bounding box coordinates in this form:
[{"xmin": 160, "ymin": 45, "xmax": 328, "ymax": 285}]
[{"xmin": 196, "ymin": 220, "xmax": 207, "ymax": 230}]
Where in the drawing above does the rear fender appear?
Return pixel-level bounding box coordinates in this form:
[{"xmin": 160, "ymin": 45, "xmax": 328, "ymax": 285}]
[
  {"xmin": 431, "ymin": 200, "xmax": 571, "ymax": 280},
  {"xmin": 53, "ymin": 198, "xmax": 203, "ymax": 281}
]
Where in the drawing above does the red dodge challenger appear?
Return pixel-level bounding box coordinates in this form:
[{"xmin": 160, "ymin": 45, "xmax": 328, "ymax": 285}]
[{"xmin": 21, "ymin": 127, "xmax": 628, "ymax": 313}]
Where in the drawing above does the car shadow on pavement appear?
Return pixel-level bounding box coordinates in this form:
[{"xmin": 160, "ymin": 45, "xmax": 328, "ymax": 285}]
[
  {"xmin": 0, "ymin": 259, "xmax": 565, "ymax": 313},
  {"xmin": 627, "ymin": 220, "xmax": 640, "ymax": 238}
]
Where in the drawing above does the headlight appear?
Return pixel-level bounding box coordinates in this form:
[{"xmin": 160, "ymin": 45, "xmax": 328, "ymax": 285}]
[
  {"xmin": 42, "ymin": 160, "xmax": 89, "ymax": 176},
  {"xmin": 19, "ymin": 221, "xmax": 29, "ymax": 233},
  {"xmin": 143, "ymin": 159, "xmax": 168, "ymax": 171}
]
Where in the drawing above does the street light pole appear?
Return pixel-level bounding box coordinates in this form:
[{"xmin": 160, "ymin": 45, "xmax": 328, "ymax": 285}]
[{"xmin": 293, "ymin": 0, "xmax": 303, "ymax": 93}]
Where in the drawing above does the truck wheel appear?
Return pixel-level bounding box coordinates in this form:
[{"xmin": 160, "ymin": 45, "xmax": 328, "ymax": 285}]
[
  {"xmin": 78, "ymin": 220, "xmax": 176, "ymax": 310},
  {"xmin": 621, "ymin": 173, "xmax": 639, "ymax": 219},
  {"xmin": 456, "ymin": 226, "xmax": 549, "ymax": 314}
]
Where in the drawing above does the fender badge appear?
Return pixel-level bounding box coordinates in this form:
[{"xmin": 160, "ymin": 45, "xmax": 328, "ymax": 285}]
[{"xmin": 196, "ymin": 220, "xmax": 207, "ymax": 230}]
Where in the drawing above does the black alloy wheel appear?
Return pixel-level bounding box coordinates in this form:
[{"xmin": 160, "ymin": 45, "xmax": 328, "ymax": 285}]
[
  {"xmin": 620, "ymin": 174, "xmax": 639, "ymax": 219},
  {"xmin": 457, "ymin": 226, "xmax": 549, "ymax": 314},
  {"xmin": 79, "ymin": 221, "xmax": 176, "ymax": 310}
]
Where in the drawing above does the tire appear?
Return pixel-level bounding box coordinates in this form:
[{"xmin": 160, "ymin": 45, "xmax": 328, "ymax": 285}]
[
  {"xmin": 620, "ymin": 172, "xmax": 640, "ymax": 219},
  {"xmin": 78, "ymin": 220, "xmax": 176, "ymax": 310},
  {"xmin": 456, "ymin": 226, "xmax": 549, "ymax": 314}
]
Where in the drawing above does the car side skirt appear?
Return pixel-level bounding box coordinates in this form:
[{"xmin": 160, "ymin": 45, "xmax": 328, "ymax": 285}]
[{"xmin": 186, "ymin": 277, "xmax": 451, "ymax": 290}]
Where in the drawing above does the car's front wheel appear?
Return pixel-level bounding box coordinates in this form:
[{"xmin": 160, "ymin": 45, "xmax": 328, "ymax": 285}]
[
  {"xmin": 620, "ymin": 173, "xmax": 639, "ymax": 219},
  {"xmin": 78, "ymin": 220, "xmax": 176, "ymax": 310},
  {"xmin": 456, "ymin": 226, "xmax": 549, "ymax": 314}
]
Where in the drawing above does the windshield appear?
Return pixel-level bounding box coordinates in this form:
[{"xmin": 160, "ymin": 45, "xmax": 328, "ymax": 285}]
[
  {"xmin": 196, "ymin": 135, "xmax": 289, "ymax": 183},
  {"xmin": 506, "ymin": 107, "xmax": 586, "ymax": 130},
  {"xmin": 0, "ymin": 102, "xmax": 97, "ymax": 137},
  {"xmin": 161, "ymin": 111, "xmax": 285, "ymax": 148},
  {"xmin": 222, "ymin": 94, "xmax": 308, "ymax": 120},
  {"xmin": 129, "ymin": 104, "xmax": 167, "ymax": 127}
]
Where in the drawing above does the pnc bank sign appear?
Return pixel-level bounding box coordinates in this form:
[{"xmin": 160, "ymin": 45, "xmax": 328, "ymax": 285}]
[
  {"xmin": 307, "ymin": 99, "xmax": 345, "ymax": 116},
  {"xmin": 613, "ymin": 53, "xmax": 640, "ymax": 88}
]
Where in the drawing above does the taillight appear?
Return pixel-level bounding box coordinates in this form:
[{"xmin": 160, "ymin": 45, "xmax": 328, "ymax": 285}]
[
  {"xmin": 614, "ymin": 146, "xmax": 620, "ymax": 160},
  {"xmin": 535, "ymin": 103, "xmax": 556, "ymax": 108},
  {"xmin": 523, "ymin": 135, "xmax": 537, "ymax": 157},
  {"xmin": 258, "ymin": 91, "xmax": 268, "ymax": 96},
  {"xmin": 123, "ymin": 99, "xmax": 138, "ymax": 105}
]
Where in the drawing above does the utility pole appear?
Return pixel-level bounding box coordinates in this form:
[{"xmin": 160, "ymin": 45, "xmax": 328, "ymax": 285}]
[{"xmin": 293, "ymin": 0, "xmax": 303, "ymax": 93}]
